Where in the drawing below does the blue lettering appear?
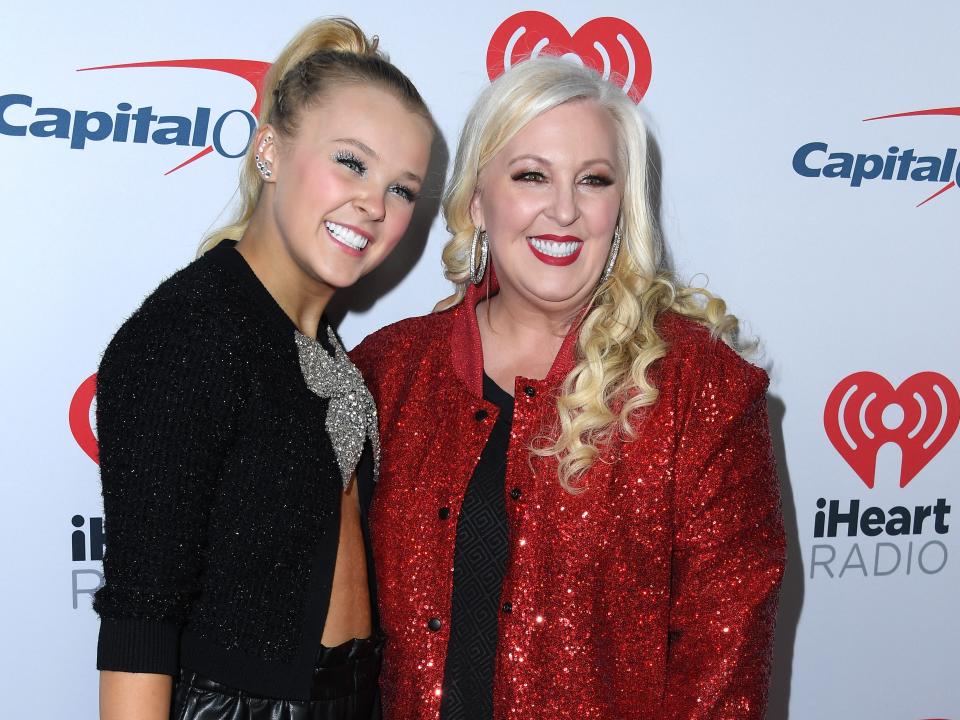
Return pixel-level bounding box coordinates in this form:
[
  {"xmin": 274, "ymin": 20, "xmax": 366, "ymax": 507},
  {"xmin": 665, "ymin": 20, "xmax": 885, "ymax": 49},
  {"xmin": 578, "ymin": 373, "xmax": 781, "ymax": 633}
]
[
  {"xmin": 895, "ymin": 148, "xmax": 917, "ymax": 180},
  {"xmin": 191, "ymin": 107, "xmax": 210, "ymax": 147},
  {"xmin": 113, "ymin": 103, "xmax": 132, "ymax": 142},
  {"xmin": 941, "ymin": 148, "xmax": 956, "ymax": 182},
  {"xmin": 70, "ymin": 110, "xmax": 113, "ymax": 149},
  {"xmin": 0, "ymin": 93, "xmax": 31, "ymax": 136},
  {"xmin": 0, "ymin": 94, "xmax": 261, "ymax": 173},
  {"xmin": 152, "ymin": 115, "xmax": 192, "ymax": 146},
  {"xmin": 212, "ymin": 109, "xmax": 256, "ymax": 159},
  {"xmin": 822, "ymin": 152, "xmax": 853, "ymax": 179},
  {"xmin": 131, "ymin": 106, "xmax": 157, "ymax": 143},
  {"xmin": 883, "ymin": 147, "xmax": 899, "ymax": 179},
  {"xmin": 30, "ymin": 107, "xmax": 70, "ymax": 138},
  {"xmin": 911, "ymin": 157, "xmax": 941, "ymax": 181},
  {"xmin": 850, "ymin": 154, "xmax": 883, "ymax": 187},
  {"xmin": 792, "ymin": 141, "xmax": 827, "ymax": 177}
]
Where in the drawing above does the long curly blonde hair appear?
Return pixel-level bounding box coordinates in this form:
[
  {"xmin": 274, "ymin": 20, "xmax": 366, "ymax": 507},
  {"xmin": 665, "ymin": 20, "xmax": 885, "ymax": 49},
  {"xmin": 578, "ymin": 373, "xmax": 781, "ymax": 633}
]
[
  {"xmin": 200, "ymin": 17, "xmax": 430, "ymax": 253},
  {"xmin": 438, "ymin": 57, "xmax": 745, "ymax": 492}
]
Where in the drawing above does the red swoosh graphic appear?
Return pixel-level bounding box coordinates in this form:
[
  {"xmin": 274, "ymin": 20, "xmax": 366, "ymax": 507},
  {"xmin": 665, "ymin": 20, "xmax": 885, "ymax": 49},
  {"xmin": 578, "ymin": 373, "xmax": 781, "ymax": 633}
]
[
  {"xmin": 864, "ymin": 105, "xmax": 960, "ymax": 206},
  {"xmin": 864, "ymin": 106, "xmax": 960, "ymax": 121},
  {"xmin": 917, "ymin": 180, "xmax": 956, "ymax": 207},
  {"xmin": 77, "ymin": 59, "xmax": 270, "ymax": 174}
]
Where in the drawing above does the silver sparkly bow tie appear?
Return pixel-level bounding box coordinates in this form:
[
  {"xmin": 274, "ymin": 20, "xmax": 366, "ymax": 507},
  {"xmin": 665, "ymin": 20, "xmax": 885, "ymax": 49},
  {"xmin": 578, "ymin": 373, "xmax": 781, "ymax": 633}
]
[{"xmin": 294, "ymin": 327, "xmax": 380, "ymax": 487}]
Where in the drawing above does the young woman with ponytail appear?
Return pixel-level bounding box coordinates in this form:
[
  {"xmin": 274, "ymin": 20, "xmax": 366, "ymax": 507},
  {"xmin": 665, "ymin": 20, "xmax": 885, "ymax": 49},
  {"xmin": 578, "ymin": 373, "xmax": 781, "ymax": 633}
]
[{"xmin": 94, "ymin": 17, "xmax": 433, "ymax": 719}]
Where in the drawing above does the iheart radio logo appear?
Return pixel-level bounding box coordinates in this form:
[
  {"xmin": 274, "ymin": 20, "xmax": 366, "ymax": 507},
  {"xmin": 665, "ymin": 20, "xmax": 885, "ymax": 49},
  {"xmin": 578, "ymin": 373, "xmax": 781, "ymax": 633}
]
[
  {"xmin": 824, "ymin": 372, "xmax": 959, "ymax": 488},
  {"xmin": 487, "ymin": 11, "xmax": 652, "ymax": 102},
  {"xmin": 69, "ymin": 373, "xmax": 98, "ymax": 464}
]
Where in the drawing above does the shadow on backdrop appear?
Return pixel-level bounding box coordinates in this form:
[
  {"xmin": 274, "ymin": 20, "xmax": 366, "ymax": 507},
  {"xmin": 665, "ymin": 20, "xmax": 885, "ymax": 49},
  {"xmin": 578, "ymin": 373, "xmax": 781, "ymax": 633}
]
[
  {"xmin": 766, "ymin": 394, "xmax": 803, "ymax": 720},
  {"xmin": 328, "ymin": 129, "xmax": 450, "ymax": 330},
  {"xmin": 645, "ymin": 128, "xmax": 675, "ymax": 276}
]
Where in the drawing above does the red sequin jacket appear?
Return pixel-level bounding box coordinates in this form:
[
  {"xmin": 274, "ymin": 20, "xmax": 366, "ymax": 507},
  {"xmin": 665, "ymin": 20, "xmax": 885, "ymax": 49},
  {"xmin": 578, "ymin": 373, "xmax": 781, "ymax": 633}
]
[{"xmin": 350, "ymin": 285, "xmax": 785, "ymax": 719}]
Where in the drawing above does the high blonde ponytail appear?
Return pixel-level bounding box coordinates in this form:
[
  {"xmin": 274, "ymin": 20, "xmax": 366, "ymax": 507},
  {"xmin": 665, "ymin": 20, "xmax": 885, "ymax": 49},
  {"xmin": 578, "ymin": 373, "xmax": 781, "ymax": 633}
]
[{"xmin": 200, "ymin": 17, "xmax": 429, "ymax": 254}]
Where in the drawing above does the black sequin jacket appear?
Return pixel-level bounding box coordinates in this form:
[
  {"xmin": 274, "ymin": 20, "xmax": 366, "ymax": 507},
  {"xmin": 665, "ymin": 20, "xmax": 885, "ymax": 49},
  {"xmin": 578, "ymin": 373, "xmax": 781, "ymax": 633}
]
[{"xmin": 93, "ymin": 241, "xmax": 377, "ymax": 700}]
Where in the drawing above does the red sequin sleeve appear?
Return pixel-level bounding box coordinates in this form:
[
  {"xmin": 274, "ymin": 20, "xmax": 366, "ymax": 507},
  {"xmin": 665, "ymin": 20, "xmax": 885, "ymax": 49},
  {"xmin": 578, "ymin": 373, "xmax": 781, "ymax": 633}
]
[{"xmin": 663, "ymin": 345, "xmax": 786, "ymax": 719}]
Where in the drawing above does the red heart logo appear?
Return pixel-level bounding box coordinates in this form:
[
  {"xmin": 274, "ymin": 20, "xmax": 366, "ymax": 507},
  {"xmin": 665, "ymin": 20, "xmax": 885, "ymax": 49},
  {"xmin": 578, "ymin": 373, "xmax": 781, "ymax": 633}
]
[
  {"xmin": 487, "ymin": 11, "xmax": 653, "ymax": 102},
  {"xmin": 69, "ymin": 372, "xmax": 99, "ymax": 464},
  {"xmin": 824, "ymin": 372, "xmax": 959, "ymax": 488}
]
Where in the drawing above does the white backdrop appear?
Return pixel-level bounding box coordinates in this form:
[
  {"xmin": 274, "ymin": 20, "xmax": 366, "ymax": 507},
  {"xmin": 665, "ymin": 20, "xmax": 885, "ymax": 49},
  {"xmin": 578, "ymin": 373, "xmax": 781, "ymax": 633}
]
[{"xmin": 1, "ymin": 3, "xmax": 957, "ymax": 718}]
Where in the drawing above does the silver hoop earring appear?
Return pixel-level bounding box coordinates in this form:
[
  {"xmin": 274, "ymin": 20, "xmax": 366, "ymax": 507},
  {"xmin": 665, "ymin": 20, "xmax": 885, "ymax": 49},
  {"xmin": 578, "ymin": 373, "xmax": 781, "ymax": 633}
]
[
  {"xmin": 255, "ymin": 154, "xmax": 272, "ymax": 180},
  {"xmin": 469, "ymin": 227, "xmax": 489, "ymax": 285},
  {"xmin": 599, "ymin": 226, "xmax": 621, "ymax": 284}
]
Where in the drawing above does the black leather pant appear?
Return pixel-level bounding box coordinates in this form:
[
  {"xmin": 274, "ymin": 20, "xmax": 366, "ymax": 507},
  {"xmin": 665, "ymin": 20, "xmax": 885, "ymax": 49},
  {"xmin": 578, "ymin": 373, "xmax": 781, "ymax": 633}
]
[{"xmin": 170, "ymin": 636, "xmax": 383, "ymax": 720}]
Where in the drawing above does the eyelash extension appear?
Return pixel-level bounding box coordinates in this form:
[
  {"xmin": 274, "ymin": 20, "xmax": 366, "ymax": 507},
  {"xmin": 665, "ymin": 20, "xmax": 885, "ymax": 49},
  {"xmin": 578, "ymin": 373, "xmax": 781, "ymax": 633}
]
[
  {"xmin": 335, "ymin": 149, "xmax": 417, "ymax": 202},
  {"xmin": 510, "ymin": 170, "xmax": 614, "ymax": 187},
  {"xmin": 511, "ymin": 170, "xmax": 545, "ymax": 182},
  {"xmin": 333, "ymin": 149, "xmax": 366, "ymax": 175},
  {"xmin": 581, "ymin": 174, "xmax": 614, "ymax": 186},
  {"xmin": 390, "ymin": 184, "xmax": 418, "ymax": 203}
]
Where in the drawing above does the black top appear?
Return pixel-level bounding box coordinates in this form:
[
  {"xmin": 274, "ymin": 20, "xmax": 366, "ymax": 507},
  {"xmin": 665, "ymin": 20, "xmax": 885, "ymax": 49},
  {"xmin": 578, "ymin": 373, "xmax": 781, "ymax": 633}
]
[
  {"xmin": 93, "ymin": 241, "xmax": 377, "ymax": 700},
  {"xmin": 440, "ymin": 373, "xmax": 514, "ymax": 720}
]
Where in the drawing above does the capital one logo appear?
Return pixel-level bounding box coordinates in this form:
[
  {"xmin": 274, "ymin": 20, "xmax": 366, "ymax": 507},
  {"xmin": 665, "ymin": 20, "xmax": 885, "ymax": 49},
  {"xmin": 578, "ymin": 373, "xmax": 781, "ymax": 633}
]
[
  {"xmin": 792, "ymin": 104, "xmax": 960, "ymax": 207},
  {"xmin": 487, "ymin": 11, "xmax": 652, "ymax": 102},
  {"xmin": 824, "ymin": 372, "xmax": 959, "ymax": 488},
  {"xmin": 1, "ymin": 59, "xmax": 269, "ymax": 175},
  {"xmin": 862, "ymin": 106, "xmax": 960, "ymax": 206}
]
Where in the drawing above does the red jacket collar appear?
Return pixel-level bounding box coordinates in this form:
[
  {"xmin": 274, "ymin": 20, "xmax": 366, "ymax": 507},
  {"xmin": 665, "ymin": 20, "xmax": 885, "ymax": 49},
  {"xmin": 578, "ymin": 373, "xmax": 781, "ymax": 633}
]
[{"xmin": 449, "ymin": 271, "xmax": 584, "ymax": 397}]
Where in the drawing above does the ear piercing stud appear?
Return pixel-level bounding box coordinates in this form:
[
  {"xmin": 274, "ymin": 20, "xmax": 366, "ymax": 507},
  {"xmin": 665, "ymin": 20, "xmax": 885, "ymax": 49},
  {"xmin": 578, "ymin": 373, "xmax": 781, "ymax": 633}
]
[{"xmin": 255, "ymin": 135, "xmax": 273, "ymax": 179}]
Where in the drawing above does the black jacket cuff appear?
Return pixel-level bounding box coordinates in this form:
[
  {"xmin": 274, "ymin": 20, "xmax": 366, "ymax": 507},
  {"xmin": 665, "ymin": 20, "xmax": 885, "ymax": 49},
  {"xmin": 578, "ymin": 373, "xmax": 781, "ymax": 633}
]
[{"xmin": 96, "ymin": 617, "xmax": 180, "ymax": 675}]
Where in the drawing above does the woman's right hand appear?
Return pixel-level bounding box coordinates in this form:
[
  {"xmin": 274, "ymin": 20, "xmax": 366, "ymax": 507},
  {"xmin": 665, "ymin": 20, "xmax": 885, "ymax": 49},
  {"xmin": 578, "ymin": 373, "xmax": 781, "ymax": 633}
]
[{"xmin": 100, "ymin": 671, "xmax": 172, "ymax": 720}]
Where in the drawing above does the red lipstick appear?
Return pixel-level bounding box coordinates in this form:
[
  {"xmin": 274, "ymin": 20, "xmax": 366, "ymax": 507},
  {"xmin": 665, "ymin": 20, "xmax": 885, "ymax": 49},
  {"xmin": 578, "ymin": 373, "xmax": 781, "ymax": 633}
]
[{"xmin": 526, "ymin": 235, "xmax": 584, "ymax": 267}]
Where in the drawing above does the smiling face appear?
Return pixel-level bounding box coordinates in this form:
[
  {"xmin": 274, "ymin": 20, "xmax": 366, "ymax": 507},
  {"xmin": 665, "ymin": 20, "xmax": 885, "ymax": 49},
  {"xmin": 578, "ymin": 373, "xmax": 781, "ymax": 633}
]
[
  {"xmin": 470, "ymin": 99, "xmax": 622, "ymax": 312},
  {"xmin": 259, "ymin": 83, "xmax": 432, "ymax": 292}
]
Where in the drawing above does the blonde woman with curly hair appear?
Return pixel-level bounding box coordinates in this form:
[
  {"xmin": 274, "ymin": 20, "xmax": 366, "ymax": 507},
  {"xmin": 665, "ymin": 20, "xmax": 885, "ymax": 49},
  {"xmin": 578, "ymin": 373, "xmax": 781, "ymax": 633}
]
[
  {"xmin": 351, "ymin": 56, "xmax": 785, "ymax": 720},
  {"xmin": 94, "ymin": 17, "xmax": 433, "ymax": 720}
]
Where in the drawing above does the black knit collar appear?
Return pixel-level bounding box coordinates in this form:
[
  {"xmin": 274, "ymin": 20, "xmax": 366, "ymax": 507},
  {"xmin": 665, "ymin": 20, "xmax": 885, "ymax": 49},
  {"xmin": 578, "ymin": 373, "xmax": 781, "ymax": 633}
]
[{"xmin": 205, "ymin": 240, "xmax": 331, "ymax": 342}]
